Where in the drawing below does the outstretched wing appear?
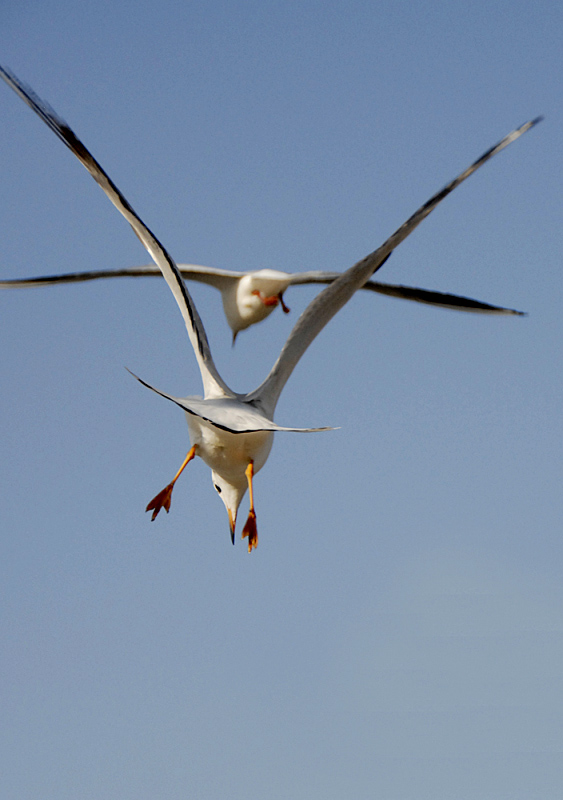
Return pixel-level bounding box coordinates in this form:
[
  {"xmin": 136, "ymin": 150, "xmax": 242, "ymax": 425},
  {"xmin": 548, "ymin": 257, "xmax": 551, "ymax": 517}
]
[
  {"xmin": 127, "ymin": 370, "xmax": 334, "ymax": 434},
  {"xmin": 248, "ymin": 118, "xmax": 541, "ymax": 417},
  {"xmin": 360, "ymin": 281, "xmax": 525, "ymax": 315},
  {"xmin": 0, "ymin": 66, "xmax": 233, "ymax": 400},
  {"xmin": 0, "ymin": 263, "xmax": 244, "ymax": 290},
  {"xmin": 287, "ymin": 270, "xmax": 525, "ymax": 315}
]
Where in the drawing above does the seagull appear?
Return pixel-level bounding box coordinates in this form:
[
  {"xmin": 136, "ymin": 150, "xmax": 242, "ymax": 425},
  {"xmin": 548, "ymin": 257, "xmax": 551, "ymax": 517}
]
[
  {"xmin": 0, "ymin": 263, "xmax": 525, "ymax": 343},
  {"xmin": 0, "ymin": 66, "xmax": 540, "ymax": 550}
]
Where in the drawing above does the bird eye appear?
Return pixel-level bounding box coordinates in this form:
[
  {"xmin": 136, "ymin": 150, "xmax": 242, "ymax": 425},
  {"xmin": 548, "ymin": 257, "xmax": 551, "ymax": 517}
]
[{"xmin": 214, "ymin": 484, "xmax": 222, "ymax": 494}]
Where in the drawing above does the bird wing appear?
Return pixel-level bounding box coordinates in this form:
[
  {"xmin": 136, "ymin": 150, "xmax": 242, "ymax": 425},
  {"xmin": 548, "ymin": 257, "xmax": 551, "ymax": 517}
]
[
  {"xmin": 0, "ymin": 66, "xmax": 233, "ymax": 400},
  {"xmin": 359, "ymin": 281, "xmax": 525, "ymax": 315},
  {"xmin": 248, "ymin": 117, "xmax": 541, "ymax": 417},
  {"xmin": 0, "ymin": 264, "xmax": 245, "ymax": 290},
  {"xmin": 286, "ymin": 270, "xmax": 525, "ymax": 315},
  {"xmin": 127, "ymin": 370, "xmax": 334, "ymax": 433}
]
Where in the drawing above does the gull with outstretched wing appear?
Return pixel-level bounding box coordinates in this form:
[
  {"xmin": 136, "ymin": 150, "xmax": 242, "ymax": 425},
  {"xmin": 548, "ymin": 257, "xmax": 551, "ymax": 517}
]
[
  {"xmin": 0, "ymin": 66, "xmax": 540, "ymax": 550},
  {"xmin": 0, "ymin": 262, "xmax": 524, "ymax": 343}
]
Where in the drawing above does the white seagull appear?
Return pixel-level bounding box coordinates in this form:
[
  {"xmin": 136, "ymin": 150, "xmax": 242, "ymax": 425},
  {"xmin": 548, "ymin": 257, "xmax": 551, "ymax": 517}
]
[
  {"xmin": 0, "ymin": 66, "xmax": 540, "ymax": 551},
  {"xmin": 0, "ymin": 263, "xmax": 525, "ymax": 343}
]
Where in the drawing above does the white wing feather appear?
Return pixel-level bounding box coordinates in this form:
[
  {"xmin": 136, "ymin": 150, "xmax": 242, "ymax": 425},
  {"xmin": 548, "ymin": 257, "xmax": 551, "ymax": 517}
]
[
  {"xmin": 0, "ymin": 66, "xmax": 233, "ymax": 400},
  {"xmin": 127, "ymin": 370, "xmax": 333, "ymax": 433},
  {"xmin": 248, "ymin": 117, "xmax": 541, "ymax": 417}
]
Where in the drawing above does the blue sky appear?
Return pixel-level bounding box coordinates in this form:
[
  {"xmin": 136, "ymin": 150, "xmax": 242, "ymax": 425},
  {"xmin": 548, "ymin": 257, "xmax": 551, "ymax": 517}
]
[{"xmin": 1, "ymin": 2, "xmax": 562, "ymax": 798}]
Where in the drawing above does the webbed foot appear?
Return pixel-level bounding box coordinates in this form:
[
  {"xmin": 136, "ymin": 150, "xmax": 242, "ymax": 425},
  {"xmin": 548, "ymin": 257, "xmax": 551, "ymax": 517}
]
[
  {"xmin": 146, "ymin": 483, "xmax": 174, "ymax": 521},
  {"xmin": 242, "ymin": 509, "xmax": 258, "ymax": 552}
]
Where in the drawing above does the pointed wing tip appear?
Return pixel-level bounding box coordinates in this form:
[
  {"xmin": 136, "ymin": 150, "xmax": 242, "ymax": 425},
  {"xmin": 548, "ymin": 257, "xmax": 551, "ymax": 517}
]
[
  {"xmin": 124, "ymin": 366, "xmax": 149, "ymax": 387},
  {"xmin": 518, "ymin": 116, "xmax": 543, "ymax": 133},
  {"xmin": 302, "ymin": 425, "xmax": 341, "ymax": 432},
  {"xmin": 516, "ymin": 116, "xmax": 543, "ymax": 138}
]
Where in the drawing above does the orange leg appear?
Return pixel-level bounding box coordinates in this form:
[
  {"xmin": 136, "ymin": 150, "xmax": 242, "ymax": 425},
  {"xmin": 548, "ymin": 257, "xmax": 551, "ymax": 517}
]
[
  {"xmin": 146, "ymin": 444, "xmax": 197, "ymax": 521},
  {"xmin": 241, "ymin": 460, "xmax": 258, "ymax": 552}
]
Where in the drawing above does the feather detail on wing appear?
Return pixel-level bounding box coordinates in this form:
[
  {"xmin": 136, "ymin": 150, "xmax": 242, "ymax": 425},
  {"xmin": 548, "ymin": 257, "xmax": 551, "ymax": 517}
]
[
  {"xmin": 248, "ymin": 118, "xmax": 541, "ymax": 417},
  {"xmin": 0, "ymin": 66, "xmax": 233, "ymax": 400},
  {"xmin": 361, "ymin": 282, "xmax": 525, "ymax": 315},
  {"xmin": 0, "ymin": 264, "xmax": 244, "ymax": 289},
  {"xmin": 127, "ymin": 370, "xmax": 335, "ymax": 434},
  {"xmin": 287, "ymin": 271, "xmax": 524, "ymax": 314}
]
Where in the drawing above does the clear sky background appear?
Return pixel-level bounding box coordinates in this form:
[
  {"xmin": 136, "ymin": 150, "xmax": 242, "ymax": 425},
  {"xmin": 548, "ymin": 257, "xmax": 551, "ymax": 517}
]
[{"xmin": 1, "ymin": 2, "xmax": 562, "ymax": 798}]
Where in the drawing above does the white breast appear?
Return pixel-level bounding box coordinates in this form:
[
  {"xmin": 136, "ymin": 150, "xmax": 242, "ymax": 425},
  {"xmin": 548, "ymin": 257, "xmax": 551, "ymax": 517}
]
[{"xmin": 185, "ymin": 412, "xmax": 274, "ymax": 484}]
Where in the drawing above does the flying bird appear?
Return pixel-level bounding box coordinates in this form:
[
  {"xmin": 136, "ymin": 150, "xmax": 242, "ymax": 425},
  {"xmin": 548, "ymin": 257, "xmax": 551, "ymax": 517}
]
[
  {"xmin": 0, "ymin": 263, "xmax": 524, "ymax": 343},
  {"xmin": 0, "ymin": 66, "xmax": 540, "ymax": 550}
]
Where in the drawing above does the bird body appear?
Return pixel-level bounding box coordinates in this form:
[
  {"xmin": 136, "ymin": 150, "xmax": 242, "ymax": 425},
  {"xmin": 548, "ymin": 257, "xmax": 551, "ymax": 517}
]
[
  {"xmin": 187, "ymin": 414, "xmax": 274, "ymax": 484},
  {"xmin": 0, "ymin": 65, "xmax": 540, "ymax": 550},
  {"xmin": 186, "ymin": 413, "xmax": 274, "ymax": 535}
]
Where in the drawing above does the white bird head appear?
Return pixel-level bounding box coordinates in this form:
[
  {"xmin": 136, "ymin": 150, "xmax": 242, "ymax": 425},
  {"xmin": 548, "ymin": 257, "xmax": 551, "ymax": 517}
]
[{"xmin": 222, "ymin": 269, "xmax": 293, "ymax": 342}]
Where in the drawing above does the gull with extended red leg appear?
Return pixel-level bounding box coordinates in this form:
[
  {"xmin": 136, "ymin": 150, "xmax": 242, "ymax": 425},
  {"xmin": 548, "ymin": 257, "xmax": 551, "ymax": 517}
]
[{"xmin": 0, "ymin": 65, "xmax": 540, "ymax": 550}]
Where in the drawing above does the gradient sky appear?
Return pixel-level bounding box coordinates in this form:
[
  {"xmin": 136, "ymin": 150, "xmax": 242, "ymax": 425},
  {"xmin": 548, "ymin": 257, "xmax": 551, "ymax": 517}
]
[{"xmin": 1, "ymin": 2, "xmax": 562, "ymax": 798}]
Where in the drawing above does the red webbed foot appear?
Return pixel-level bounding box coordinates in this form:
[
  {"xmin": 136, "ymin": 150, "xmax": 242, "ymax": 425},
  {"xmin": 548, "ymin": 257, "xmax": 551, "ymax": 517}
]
[
  {"xmin": 242, "ymin": 509, "xmax": 258, "ymax": 552},
  {"xmin": 146, "ymin": 483, "xmax": 174, "ymax": 521}
]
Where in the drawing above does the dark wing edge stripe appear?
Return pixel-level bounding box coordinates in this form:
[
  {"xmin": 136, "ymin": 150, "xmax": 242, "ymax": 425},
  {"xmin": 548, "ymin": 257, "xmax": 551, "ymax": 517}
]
[
  {"xmin": 126, "ymin": 369, "xmax": 332, "ymax": 433},
  {"xmin": 388, "ymin": 117, "xmax": 543, "ymax": 253},
  {"xmin": 247, "ymin": 117, "xmax": 541, "ymax": 413},
  {"xmin": 364, "ymin": 283, "xmax": 526, "ymax": 315},
  {"xmin": 0, "ymin": 66, "xmax": 211, "ymax": 364}
]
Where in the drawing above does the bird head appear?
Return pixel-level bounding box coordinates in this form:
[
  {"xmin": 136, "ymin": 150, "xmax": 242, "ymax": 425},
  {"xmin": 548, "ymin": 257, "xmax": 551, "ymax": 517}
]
[{"xmin": 221, "ymin": 270, "xmax": 292, "ymax": 343}]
